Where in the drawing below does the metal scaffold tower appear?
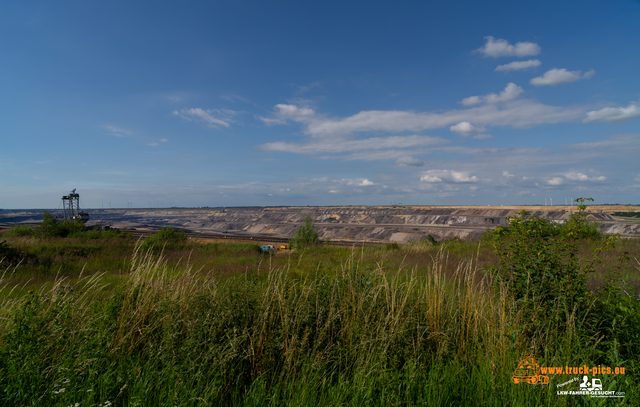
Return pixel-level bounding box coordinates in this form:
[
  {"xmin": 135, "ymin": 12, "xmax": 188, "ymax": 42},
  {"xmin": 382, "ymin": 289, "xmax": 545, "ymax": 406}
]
[{"xmin": 62, "ymin": 189, "xmax": 90, "ymax": 222}]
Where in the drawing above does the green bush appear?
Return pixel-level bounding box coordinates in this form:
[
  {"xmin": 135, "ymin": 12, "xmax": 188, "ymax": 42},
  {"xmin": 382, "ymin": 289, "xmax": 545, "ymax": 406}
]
[
  {"xmin": 38, "ymin": 211, "xmax": 86, "ymax": 238},
  {"xmin": 292, "ymin": 216, "xmax": 319, "ymax": 247},
  {"xmin": 489, "ymin": 210, "xmax": 590, "ymax": 313},
  {"xmin": 4, "ymin": 225, "xmax": 37, "ymax": 237},
  {"xmin": 140, "ymin": 227, "xmax": 187, "ymax": 252},
  {"xmin": 487, "ymin": 197, "xmax": 639, "ymax": 385}
]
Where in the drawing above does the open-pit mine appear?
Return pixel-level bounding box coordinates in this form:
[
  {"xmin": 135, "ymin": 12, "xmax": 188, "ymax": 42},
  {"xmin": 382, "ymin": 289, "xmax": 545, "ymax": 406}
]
[{"xmin": 2, "ymin": 205, "xmax": 639, "ymax": 243}]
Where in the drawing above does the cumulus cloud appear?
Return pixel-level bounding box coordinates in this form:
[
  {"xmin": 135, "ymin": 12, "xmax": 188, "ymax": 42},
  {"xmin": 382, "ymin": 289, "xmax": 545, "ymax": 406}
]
[
  {"xmin": 583, "ymin": 102, "xmax": 640, "ymax": 123},
  {"xmin": 564, "ymin": 172, "xmax": 606, "ymax": 182},
  {"xmin": 473, "ymin": 134, "xmax": 493, "ymax": 139},
  {"xmin": 336, "ymin": 178, "xmax": 376, "ymax": 187},
  {"xmin": 547, "ymin": 172, "xmax": 606, "ymax": 186},
  {"xmin": 635, "ymin": 174, "xmax": 640, "ymax": 182},
  {"xmin": 475, "ymin": 36, "xmax": 541, "ymax": 58},
  {"xmin": 495, "ymin": 59, "xmax": 541, "ymax": 72},
  {"xmin": 420, "ymin": 170, "xmax": 478, "ymax": 183},
  {"xmin": 450, "ymin": 121, "xmax": 484, "ymax": 136},
  {"xmin": 503, "ymin": 171, "xmax": 515, "ymax": 178},
  {"xmin": 396, "ymin": 156, "xmax": 425, "ymax": 167},
  {"xmin": 530, "ymin": 68, "xmax": 595, "ymax": 86},
  {"xmin": 461, "ymin": 83, "xmax": 524, "ymax": 106},
  {"xmin": 274, "ymin": 104, "xmax": 316, "ymax": 119},
  {"xmin": 258, "ymin": 104, "xmax": 318, "ymax": 126},
  {"xmin": 173, "ymin": 108, "xmax": 234, "ymax": 128}
]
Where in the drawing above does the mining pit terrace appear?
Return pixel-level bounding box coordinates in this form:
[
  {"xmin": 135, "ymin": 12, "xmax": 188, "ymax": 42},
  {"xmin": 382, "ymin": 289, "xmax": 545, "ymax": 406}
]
[{"xmin": 2, "ymin": 205, "xmax": 639, "ymax": 244}]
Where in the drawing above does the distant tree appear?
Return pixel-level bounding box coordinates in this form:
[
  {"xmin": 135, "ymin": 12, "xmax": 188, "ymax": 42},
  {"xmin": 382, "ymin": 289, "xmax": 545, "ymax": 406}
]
[
  {"xmin": 292, "ymin": 216, "xmax": 319, "ymax": 247},
  {"xmin": 39, "ymin": 210, "xmax": 85, "ymax": 238},
  {"xmin": 39, "ymin": 210, "xmax": 59, "ymax": 237}
]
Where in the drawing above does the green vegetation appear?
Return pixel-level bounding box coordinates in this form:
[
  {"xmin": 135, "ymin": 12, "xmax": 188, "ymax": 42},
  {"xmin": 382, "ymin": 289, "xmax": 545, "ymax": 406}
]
[
  {"xmin": 0, "ymin": 200, "xmax": 638, "ymax": 406},
  {"xmin": 292, "ymin": 215, "xmax": 319, "ymax": 247},
  {"xmin": 5, "ymin": 211, "xmax": 127, "ymax": 240},
  {"xmin": 613, "ymin": 211, "xmax": 640, "ymax": 219},
  {"xmin": 139, "ymin": 226, "xmax": 187, "ymax": 253}
]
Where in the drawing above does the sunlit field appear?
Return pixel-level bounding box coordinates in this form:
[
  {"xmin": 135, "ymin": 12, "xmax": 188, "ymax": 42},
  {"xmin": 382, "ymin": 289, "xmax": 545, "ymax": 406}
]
[{"xmin": 1, "ymin": 214, "xmax": 638, "ymax": 406}]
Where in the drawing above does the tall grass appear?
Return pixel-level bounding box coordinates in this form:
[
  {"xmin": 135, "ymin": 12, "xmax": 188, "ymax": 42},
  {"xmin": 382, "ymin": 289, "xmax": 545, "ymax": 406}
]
[{"xmin": 3, "ymin": 243, "xmax": 633, "ymax": 406}]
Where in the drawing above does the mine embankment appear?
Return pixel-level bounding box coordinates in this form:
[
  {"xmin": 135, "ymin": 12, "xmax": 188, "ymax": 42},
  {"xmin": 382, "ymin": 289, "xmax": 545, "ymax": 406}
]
[{"xmin": 4, "ymin": 205, "xmax": 637, "ymax": 243}]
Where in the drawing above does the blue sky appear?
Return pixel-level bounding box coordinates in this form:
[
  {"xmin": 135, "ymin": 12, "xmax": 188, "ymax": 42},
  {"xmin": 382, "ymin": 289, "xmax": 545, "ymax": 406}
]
[{"xmin": 2, "ymin": 0, "xmax": 640, "ymax": 209}]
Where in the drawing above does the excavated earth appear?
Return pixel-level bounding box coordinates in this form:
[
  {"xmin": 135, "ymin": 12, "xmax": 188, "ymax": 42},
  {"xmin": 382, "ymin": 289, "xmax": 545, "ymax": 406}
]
[{"xmin": 2, "ymin": 205, "xmax": 639, "ymax": 243}]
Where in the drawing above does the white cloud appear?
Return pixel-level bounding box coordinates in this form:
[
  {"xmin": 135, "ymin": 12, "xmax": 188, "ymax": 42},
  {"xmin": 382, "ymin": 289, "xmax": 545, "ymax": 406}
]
[
  {"xmin": 105, "ymin": 125, "xmax": 132, "ymax": 137},
  {"xmin": 396, "ymin": 156, "xmax": 425, "ymax": 167},
  {"xmin": 148, "ymin": 142, "xmax": 159, "ymax": 147},
  {"xmin": 420, "ymin": 170, "xmax": 478, "ymax": 183},
  {"xmin": 262, "ymin": 134, "xmax": 446, "ymax": 154},
  {"xmin": 292, "ymin": 99, "xmax": 583, "ymax": 138},
  {"xmin": 547, "ymin": 172, "xmax": 606, "ymax": 186},
  {"xmin": 337, "ymin": 178, "xmax": 376, "ymax": 187},
  {"xmin": 635, "ymin": 174, "xmax": 640, "ymax": 182},
  {"xmin": 461, "ymin": 83, "xmax": 524, "ymax": 106},
  {"xmin": 530, "ymin": 68, "xmax": 595, "ymax": 86},
  {"xmin": 475, "ymin": 36, "xmax": 541, "ymax": 58},
  {"xmin": 275, "ymin": 103, "xmax": 316, "ymax": 119},
  {"xmin": 258, "ymin": 104, "xmax": 317, "ymax": 126},
  {"xmin": 473, "ymin": 134, "xmax": 493, "ymax": 139},
  {"xmin": 173, "ymin": 108, "xmax": 234, "ymax": 128},
  {"xmin": 459, "ymin": 96, "xmax": 482, "ymax": 107},
  {"xmin": 259, "ymin": 116, "xmax": 286, "ymax": 125},
  {"xmin": 583, "ymin": 102, "xmax": 640, "ymax": 123},
  {"xmin": 160, "ymin": 138, "xmax": 168, "ymax": 143},
  {"xmin": 564, "ymin": 172, "xmax": 606, "ymax": 182},
  {"xmin": 503, "ymin": 171, "xmax": 515, "ymax": 178},
  {"xmin": 450, "ymin": 121, "xmax": 483, "ymax": 136},
  {"xmin": 495, "ymin": 59, "xmax": 542, "ymax": 72}
]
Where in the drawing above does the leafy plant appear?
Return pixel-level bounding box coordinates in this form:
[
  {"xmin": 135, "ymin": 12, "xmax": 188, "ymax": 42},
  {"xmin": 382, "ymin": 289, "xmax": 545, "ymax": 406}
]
[
  {"xmin": 38, "ymin": 211, "xmax": 86, "ymax": 238},
  {"xmin": 140, "ymin": 227, "xmax": 187, "ymax": 252},
  {"xmin": 292, "ymin": 216, "xmax": 319, "ymax": 247},
  {"xmin": 4, "ymin": 225, "xmax": 37, "ymax": 237},
  {"xmin": 488, "ymin": 198, "xmax": 612, "ymax": 319}
]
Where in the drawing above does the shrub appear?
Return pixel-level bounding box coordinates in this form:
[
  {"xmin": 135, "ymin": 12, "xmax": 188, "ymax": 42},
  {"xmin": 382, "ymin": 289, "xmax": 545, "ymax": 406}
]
[
  {"xmin": 4, "ymin": 225, "xmax": 37, "ymax": 237},
  {"xmin": 140, "ymin": 227, "xmax": 187, "ymax": 252},
  {"xmin": 292, "ymin": 216, "xmax": 319, "ymax": 247},
  {"xmin": 38, "ymin": 211, "xmax": 86, "ymax": 238},
  {"xmin": 489, "ymin": 210, "xmax": 590, "ymax": 312}
]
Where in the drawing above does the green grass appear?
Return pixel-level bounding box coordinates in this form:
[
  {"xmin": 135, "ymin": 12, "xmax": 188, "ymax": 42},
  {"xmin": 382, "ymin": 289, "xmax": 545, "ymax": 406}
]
[
  {"xmin": 613, "ymin": 211, "xmax": 640, "ymax": 219},
  {"xmin": 0, "ymin": 226, "xmax": 638, "ymax": 405}
]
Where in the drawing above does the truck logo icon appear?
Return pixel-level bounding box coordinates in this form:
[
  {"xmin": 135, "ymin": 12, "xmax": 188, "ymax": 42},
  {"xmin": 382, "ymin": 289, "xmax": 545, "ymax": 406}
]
[
  {"xmin": 579, "ymin": 376, "xmax": 602, "ymax": 392},
  {"xmin": 512, "ymin": 356, "xmax": 549, "ymax": 385}
]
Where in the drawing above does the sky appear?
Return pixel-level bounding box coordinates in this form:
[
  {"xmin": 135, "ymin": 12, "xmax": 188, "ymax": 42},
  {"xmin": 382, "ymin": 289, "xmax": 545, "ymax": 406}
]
[{"xmin": 1, "ymin": 0, "xmax": 640, "ymax": 209}]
